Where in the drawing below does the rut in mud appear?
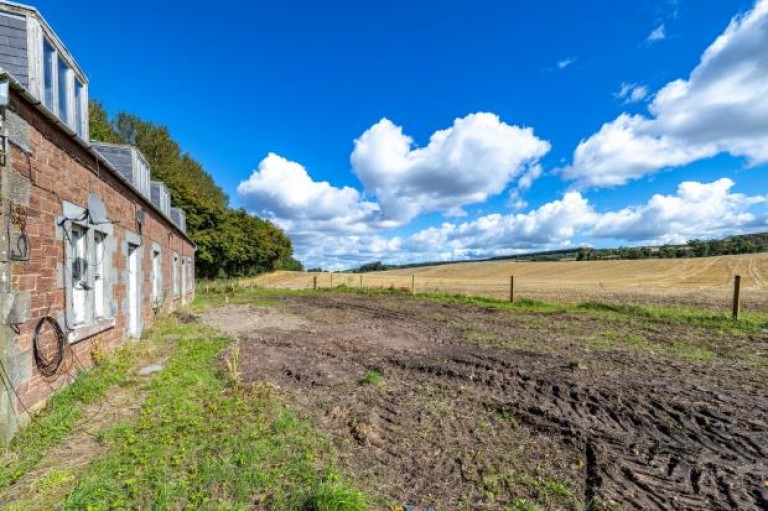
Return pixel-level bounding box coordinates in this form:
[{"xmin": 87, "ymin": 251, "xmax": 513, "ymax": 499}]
[{"xmin": 200, "ymin": 294, "xmax": 768, "ymax": 510}]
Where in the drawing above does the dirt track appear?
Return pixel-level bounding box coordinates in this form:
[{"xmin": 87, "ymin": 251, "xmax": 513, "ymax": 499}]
[{"xmin": 200, "ymin": 294, "xmax": 768, "ymax": 510}]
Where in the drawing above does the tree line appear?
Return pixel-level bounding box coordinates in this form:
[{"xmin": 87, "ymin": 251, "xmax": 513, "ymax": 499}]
[
  {"xmin": 89, "ymin": 101, "xmax": 302, "ymax": 279},
  {"xmin": 577, "ymin": 233, "xmax": 768, "ymax": 261},
  {"xmin": 347, "ymin": 232, "xmax": 768, "ymax": 272}
]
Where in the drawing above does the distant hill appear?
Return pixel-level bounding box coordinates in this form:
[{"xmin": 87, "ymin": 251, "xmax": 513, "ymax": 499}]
[{"xmin": 348, "ymin": 232, "xmax": 768, "ymax": 273}]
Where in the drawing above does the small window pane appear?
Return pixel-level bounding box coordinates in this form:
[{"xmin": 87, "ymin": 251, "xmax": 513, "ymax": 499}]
[
  {"xmin": 71, "ymin": 226, "xmax": 88, "ymax": 325},
  {"xmin": 58, "ymin": 58, "xmax": 70, "ymax": 124},
  {"xmin": 75, "ymin": 79, "xmax": 84, "ymax": 137},
  {"xmin": 43, "ymin": 39, "xmax": 55, "ymax": 109}
]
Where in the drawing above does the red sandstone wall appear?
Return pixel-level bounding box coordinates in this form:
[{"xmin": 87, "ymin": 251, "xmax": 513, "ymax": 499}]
[{"xmin": 6, "ymin": 91, "xmax": 195, "ymax": 414}]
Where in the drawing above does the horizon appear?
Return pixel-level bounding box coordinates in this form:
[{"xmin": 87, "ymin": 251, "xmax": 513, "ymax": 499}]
[{"xmin": 31, "ymin": 0, "xmax": 768, "ymax": 270}]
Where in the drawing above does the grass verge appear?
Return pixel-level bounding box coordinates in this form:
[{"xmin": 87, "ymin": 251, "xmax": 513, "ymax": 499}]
[
  {"xmin": 0, "ymin": 340, "xmax": 150, "ymax": 492},
  {"xmin": 59, "ymin": 318, "xmax": 369, "ymax": 510}
]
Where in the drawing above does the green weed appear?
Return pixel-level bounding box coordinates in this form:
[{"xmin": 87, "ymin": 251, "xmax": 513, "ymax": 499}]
[{"xmin": 360, "ymin": 370, "xmax": 383, "ymax": 385}]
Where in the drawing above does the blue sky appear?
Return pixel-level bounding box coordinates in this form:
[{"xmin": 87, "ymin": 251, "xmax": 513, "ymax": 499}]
[{"xmin": 34, "ymin": 0, "xmax": 768, "ymax": 268}]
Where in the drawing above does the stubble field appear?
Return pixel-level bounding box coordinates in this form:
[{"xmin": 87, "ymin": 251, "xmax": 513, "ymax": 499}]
[{"xmin": 253, "ymin": 253, "xmax": 768, "ymax": 311}]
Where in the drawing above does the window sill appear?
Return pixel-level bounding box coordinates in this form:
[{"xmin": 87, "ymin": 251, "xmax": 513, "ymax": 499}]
[{"xmin": 68, "ymin": 318, "xmax": 117, "ymax": 344}]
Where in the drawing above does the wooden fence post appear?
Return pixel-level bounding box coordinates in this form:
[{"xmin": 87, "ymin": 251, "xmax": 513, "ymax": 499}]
[
  {"xmin": 510, "ymin": 275, "xmax": 515, "ymax": 303},
  {"xmin": 411, "ymin": 275, "xmax": 416, "ymax": 295},
  {"xmin": 313, "ymin": 275, "xmax": 318, "ymax": 290},
  {"xmin": 330, "ymin": 273, "xmax": 333, "ymax": 288},
  {"xmin": 360, "ymin": 275, "xmax": 363, "ymax": 288},
  {"xmin": 732, "ymin": 274, "xmax": 741, "ymax": 320}
]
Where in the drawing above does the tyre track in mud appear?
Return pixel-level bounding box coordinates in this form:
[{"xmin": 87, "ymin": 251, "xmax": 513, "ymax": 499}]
[
  {"xmin": 389, "ymin": 346, "xmax": 767, "ymax": 510},
  {"xmin": 205, "ymin": 294, "xmax": 768, "ymax": 510}
]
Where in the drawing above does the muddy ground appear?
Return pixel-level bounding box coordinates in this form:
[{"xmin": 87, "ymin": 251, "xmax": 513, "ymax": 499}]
[{"xmin": 200, "ymin": 294, "xmax": 768, "ymax": 510}]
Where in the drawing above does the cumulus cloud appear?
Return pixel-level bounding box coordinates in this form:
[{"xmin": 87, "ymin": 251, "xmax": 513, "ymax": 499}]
[
  {"xmin": 290, "ymin": 179, "xmax": 767, "ymax": 269},
  {"xmin": 557, "ymin": 57, "xmax": 576, "ymax": 69},
  {"xmin": 564, "ymin": 0, "xmax": 768, "ymax": 188},
  {"xmin": 616, "ymin": 82, "xmax": 649, "ymax": 103},
  {"xmin": 236, "ymin": 153, "xmax": 385, "ymax": 234},
  {"xmin": 238, "ymin": 113, "xmax": 549, "ymax": 239},
  {"xmin": 592, "ymin": 178, "xmax": 766, "ymax": 243},
  {"xmin": 350, "ymin": 113, "xmax": 550, "ymax": 221},
  {"xmin": 647, "ymin": 24, "xmax": 667, "ymax": 42}
]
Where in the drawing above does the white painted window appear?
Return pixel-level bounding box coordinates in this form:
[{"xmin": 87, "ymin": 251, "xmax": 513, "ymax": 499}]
[
  {"xmin": 66, "ymin": 216, "xmax": 113, "ymax": 336},
  {"xmin": 172, "ymin": 252, "xmax": 180, "ymax": 298},
  {"xmin": 42, "ymin": 38, "xmax": 55, "ymax": 110},
  {"xmin": 75, "ymin": 79, "xmax": 85, "ymax": 138},
  {"xmin": 94, "ymin": 232, "xmax": 106, "ymax": 318},
  {"xmin": 70, "ymin": 225, "xmax": 88, "ymax": 325},
  {"xmin": 152, "ymin": 249, "xmax": 162, "ymax": 302}
]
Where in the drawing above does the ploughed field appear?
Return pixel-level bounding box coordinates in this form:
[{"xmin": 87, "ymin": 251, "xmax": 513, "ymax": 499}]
[
  {"xmin": 254, "ymin": 253, "xmax": 768, "ymax": 310},
  {"xmin": 200, "ymin": 292, "xmax": 768, "ymax": 510}
]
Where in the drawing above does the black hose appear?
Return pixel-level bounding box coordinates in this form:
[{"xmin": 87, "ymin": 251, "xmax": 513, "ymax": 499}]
[{"xmin": 33, "ymin": 316, "xmax": 66, "ymax": 377}]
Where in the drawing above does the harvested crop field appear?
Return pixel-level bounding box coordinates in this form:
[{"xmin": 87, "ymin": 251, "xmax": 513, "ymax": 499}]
[
  {"xmin": 199, "ymin": 292, "xmax": 768, "ymax": 510},
  {"xmin": 253, "ymin": 253, "xmax": 768, "ymax": 310}
]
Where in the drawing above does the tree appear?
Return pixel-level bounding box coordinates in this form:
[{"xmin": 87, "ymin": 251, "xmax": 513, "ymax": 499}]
[
  {"xmin": 88, "ymin": 101, "xmax": 122, "ymax": 143},
  {"xmin": 89, "ymin": 102, "xmax": 298, "ymax": 279}
]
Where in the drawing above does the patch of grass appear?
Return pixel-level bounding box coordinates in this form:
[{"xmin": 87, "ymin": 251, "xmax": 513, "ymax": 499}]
[
  {"xmin": 588, "ymin": 330, "xmax": 715, "ymax": 361},
  {"xmin": 506, "ymin": 499, "xmax": 544, "ymax": 511},
  {"xmin": 0, "ymin": 337, "xmax": 154, "ymax": 492},
  {"xmin": 360, "ymin": 370, "xmax": 383, "ymax": 385},
  {"xmin": 60, "ymin": 318, "xmax": 370, "ymax": 510},
  {"xmin": 301, "ymin": 481, "xmax": 369, "ymax": 510},
  {"xmin": 189, "ymin": 286, "xmax": 282, "ymax": 311},
  {"xmin": 32, "ymin": 468, "xmax": 74, "ymax": 492}
]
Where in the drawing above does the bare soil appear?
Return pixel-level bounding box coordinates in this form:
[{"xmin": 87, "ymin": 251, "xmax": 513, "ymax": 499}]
[{"xmin": 200, "ymin": 295, "xmax": 768, "ymax": 510}]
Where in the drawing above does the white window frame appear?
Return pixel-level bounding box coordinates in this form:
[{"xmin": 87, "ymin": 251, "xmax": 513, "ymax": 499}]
[
  {"xmin": 64, "ymin": 212, "xmax": 114, "ymax": 342},
  {"xmin": 70, "ymin": 224, "xmax": 88, "ymax": 326}
]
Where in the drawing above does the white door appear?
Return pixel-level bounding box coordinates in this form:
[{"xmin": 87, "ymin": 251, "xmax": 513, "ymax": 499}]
[
  {"xmin": 181, "ymin": 258, "xmax": 187, "ymax": 303},
  {"xmin": 127, "ymin": 244, "xmax": 140, "ymax": 337},
  {"xmin": 151, "ymin": 250, "xmax": 160, "ymax": 303}
]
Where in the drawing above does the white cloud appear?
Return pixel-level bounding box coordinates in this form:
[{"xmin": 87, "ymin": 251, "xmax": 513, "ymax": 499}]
[
  {"xmin": 350, "ymin": 113, "xmax": 550, "ymax": 222},
  {"xmin": 238, "ymin": 113, "xmax": 550, "ymax": 247},
  {"xmin": 592, "ymin": 178, "xmax": 766, "ymax": 243},
  {"xmin": 557, "ymin": 57, "xmax": 576, "ymax": 69},
  {"xmin": 647, "ymin": 24, "xmax": 667, "ymax": 42},
  {"xmin": 291, "ymin": 179, "xmax": 767, "ymax": 269},
  {"xmin": 616, "ymin": 82, "xmax": 649, "ymax": 103},
  {"xmin": 564, "ymin": 0, "xmax": 768, "ymax": 188},
  {"xmin": 236, "ymin": 153, "xmax": 385, "ymax": 234}
]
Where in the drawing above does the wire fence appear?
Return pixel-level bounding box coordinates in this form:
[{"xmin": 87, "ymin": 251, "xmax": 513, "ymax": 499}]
[{"xmin": 236, "ymin": 271, "xmax": 768, "ymax": 314}]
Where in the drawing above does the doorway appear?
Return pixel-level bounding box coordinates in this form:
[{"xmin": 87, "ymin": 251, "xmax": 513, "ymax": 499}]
[{"xmin": 127, "ymin": 243, "xmax": 141, "ymax": 337}]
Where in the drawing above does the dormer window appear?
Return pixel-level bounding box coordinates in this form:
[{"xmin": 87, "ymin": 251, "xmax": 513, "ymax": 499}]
[
  {"xmin": 0, "ymin": 4, "xmax": 90, "ymax": 142},
  {"xmin": 38, "ymin": 34, "xmax": 84, "ymax": 135}
]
